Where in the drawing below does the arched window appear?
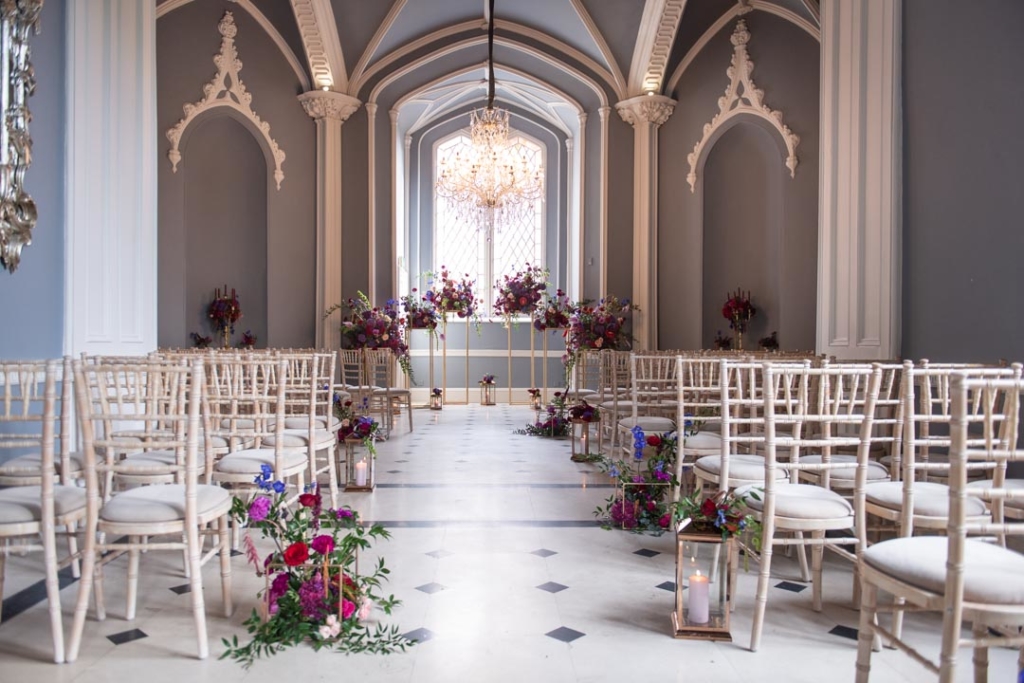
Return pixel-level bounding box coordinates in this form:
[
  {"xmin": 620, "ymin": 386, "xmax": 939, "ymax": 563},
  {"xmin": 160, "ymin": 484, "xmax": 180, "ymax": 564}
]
[{"xmin": 434, "ymin": 131, "xmax": 545, "ymax": 315}]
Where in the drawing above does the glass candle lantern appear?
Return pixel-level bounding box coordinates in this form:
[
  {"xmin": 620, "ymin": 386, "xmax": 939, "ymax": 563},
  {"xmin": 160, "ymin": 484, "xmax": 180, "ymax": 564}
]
[
  {"xmin": 530, "ymin": 393, "xmax": 542, "ymax": 411},
  {"xmin": 479, "ymin": 382, "xmax": 496, "ymax": 406},
  {"xmin": 429, "ymin": 390, "xmax": 443, "ymax": 410},
  {"xmin": 344, "ymin": 437, "xmax": 374, "ymax": 492},
  {"xmin": 570, "ymin": 417, "xmax": 600, "ymax": 461},
  {"xmin": 672, "ymin": 519, "xmax": 735, "ymax": 641}
]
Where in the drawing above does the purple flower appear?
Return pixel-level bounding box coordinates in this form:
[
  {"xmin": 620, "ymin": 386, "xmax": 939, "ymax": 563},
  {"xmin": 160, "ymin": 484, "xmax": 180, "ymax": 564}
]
[
  {"xmin": 298, "ymin": 575, "xmax": 326, "ymax": 619},
  {"xmin": 336, "ymin": 508, "xmax": 354, "ymax": 519},
  {"xmin": 311, "ymin": 534, "xmax": 335, "ymax": 555},
  {"xmin": 248, "ymin": 496, "xmax": 271, "ymax": 522},
  {"xmin": 269, "ymin": 572, "xmax": 290, "ymax": 599}
]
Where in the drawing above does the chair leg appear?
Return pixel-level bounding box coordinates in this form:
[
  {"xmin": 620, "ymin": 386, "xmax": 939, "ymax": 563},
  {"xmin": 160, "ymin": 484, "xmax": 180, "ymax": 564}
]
[
  {"xmin": 185, "ymin": 522, "xmax": 209, "ymax": 660},
  {"xmin": 749, "ymin": 526, "xmax": 775, "ymax": 651},
  {"xmin": 890, "ymin": 596, "xmax": 906, "ymax": 647},
  {"xmin": 970, "ymin": 621, "xmax": 988, "ymax": 683},
  {"xmin": 811, "ymin": 530, "xmax": 825, "ymax": 612},
  {"xmin": 42, "ymin": 520, "xmax": 66, "ymax": 663},
  {"xmin": 66, "ymin": 518, "xmax": 97, "ymax": 663},
  {"xmin": 67, "ymin": 521, "xmax": 81, "ymax": 578},
  {"xmin": 126, "ymin": 536, "xmax": 141, "ymax": 620},
  {"xmin": 323, "ymin": 445, "xmax": 339, "ymax": 510},
  {"xmin": 94, "ymin": 553, "xmax": 107, "ymax": 622},
  {"xmin": 855, "ymin": 580, "xmax": 878, "ymax": 683},
  {"xmin": 218, "ymin": 516, "xmax": 233, "ymax": 618},
  {"xmin": 794, "ymin": 531, "xmax": 811, "ymax": 582}
]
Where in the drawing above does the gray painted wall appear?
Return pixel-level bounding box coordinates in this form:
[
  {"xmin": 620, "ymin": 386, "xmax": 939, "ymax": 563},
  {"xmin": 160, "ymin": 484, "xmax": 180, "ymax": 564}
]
[
  {"xmin": 0, "ymin": 0, "xmax": 65, "ymax": 359},
  {"xmin": 659, "ymin": 11, "xmax": 819, "ymax": 351},
  {"xmin": 157, "ymin": 1, "xmax": 316, "ymax": 349},
  {"xmin": 902, "ymin": 0, "xmax": 1024, "ymax": 363}
]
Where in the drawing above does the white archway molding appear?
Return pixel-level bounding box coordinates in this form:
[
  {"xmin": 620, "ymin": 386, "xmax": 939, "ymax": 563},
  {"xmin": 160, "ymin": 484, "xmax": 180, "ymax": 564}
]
[
  {"xmin": 354, "ymin": 22, "xmax": 617, "ymax": 104},
  {"xmin": 685, "ymin": 19, "xmax": 800, "ymax": 193},
  {"xmin": 567, "ymin": 0, "xmax": 628, "ymax": 97},
  {"xmin": 165, "ymin": 12, "xmax": 287, "ymax": 190},
  {"xmin": 156, "ymin": 0, "xmax": 311, "ymax": 92},
  {"xmin": 666, "ymin": 0, "xmax": 819, "ymax": 94}
]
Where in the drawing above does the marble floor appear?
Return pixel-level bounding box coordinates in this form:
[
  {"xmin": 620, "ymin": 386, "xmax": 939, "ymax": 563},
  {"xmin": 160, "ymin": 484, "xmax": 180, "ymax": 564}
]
[{"xmin": 0, "ymin": 405, "xmax": 1019, "ymax": 682}]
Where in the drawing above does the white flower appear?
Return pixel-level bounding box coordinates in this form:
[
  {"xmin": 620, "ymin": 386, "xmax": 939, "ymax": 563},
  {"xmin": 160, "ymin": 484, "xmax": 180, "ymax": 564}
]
[
  {"xmin": 318, "ymin": 624, "xmax": 334, "ymax": 639},
  {"xmin": 341, "ymin": 419, "xmax": 350, "ymax": 428}
]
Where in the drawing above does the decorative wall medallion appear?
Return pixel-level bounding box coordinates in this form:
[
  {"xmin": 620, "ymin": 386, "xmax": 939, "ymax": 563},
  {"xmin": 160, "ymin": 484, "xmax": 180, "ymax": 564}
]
[
  {"xmin": 165, "ymin": 12, "xmax": 287, "ymax": 190},
  {"xmin": 685, "ymin": 19, "xmax": 800, "ymax": 192}
]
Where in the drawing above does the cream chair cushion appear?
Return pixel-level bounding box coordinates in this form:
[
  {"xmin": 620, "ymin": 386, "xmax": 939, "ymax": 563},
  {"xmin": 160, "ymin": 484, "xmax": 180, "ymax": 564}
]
[
  {"xmin": 862, "ymin": 536, "xmax": 1024, "ymax": 604},
  {"xmin": 275, "ymin": 416, "xmax": 341, "ymax": 431},
  {"xmin": 119, "ymin": 449, "xmax": 205, "ymax": 475},
  {"xmin": 798, "ymin": 455, "xmax": 890, "ymax": 481},
  {"xmin": 617, "ymin": 416, "xmax": 676, "ymax": 431},
  {"xmin": 864, "ymin": 481, "xmax": 988, "ymax": 518},
  {"xmin": 0, "ymin": 485, "xmax": 87, "ymax": 524},
  {"xmin": 966, "ymin": 479, "xmax": 1024, "ymax": 510},
  {"xmin": 694, "ymin": 454, "xmax": 787, "ymax": 483},
  {"xmin": 99, "ymin": 484, "xmax": 231, "ymax": 525},
  {"xmin": 736, "ymin": 483, "xmax": 853, "ymax": 520},
  {"xmin": 215, "ymin": 448, "xmax": 308, "ymax": 474},
  {"xmin": 682, "ymin": 431, "xmax": 722, "ymax": 452},
  {"xmin": 262, "ymin": 430, "xmax": 336, "ymax": 449},
  {"xmin": 0, "ymin": 451, "xmax": 84, "ymax": 477}
]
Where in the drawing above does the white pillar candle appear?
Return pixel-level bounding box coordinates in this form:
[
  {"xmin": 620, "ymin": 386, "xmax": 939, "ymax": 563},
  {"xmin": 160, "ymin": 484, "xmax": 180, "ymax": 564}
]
[
  {"xmin": 355, "ymin": 460, "xmax": 368, "ymax": 487},
  {"xmin": 688, "ymin": 570, "xmax": 710, "ymax": 624}
]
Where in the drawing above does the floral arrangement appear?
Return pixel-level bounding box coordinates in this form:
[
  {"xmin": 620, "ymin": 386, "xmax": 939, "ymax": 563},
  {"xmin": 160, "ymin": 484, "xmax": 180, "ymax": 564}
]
[
  {"xmin": 516, "ymin": 390, "xmax": 570, "ymax": 437},
  {"xmin": 564, "ymin": 295, "xmax": 638, "ymax": 375},
  {"xmin": 595, "ymin": 429, "xmax": 679, "ymax": 533},
  {"xmin": 722, "ymin": 288, "xmax": 756, "ymax": 334},
  {"xmin": 191, "ymin": 332, "xmax": 213, "ymax": 348},
  {"xmin": 493, "ymin": 263, "xmax": 548, "ymax": 323},
  {"xmin": 221, "ymin": 468, "xmax": 407, "ymax": 666},
  {"xmin": 328, "ymin": 293, "xmax": 413, "ymax": 380},
  {"xmin": 759, "ymin": 331, "xmax": 779, "ymax": 351},
  {"xmin": 533, "ymin": 288, "xmax": 574, "ymax": 331},
  {"xmin": 713, "ymin": 330, "xmax": 732, "ymax": 350},
  {"xmin": 424, "ymin": 267, "xmax": 481, "ymax": 324},
  {"xmin": 431, "ymin": 388, "xmax": 442, "ymax": 398},
  {"xmin": 333, "ymin": 395, "xmax": 380, "ymax": 456},
  {"xmin": 480, "ymin": 374, "xmax": 496, "ymax": 385},
  {"xmin": 239, "ymin": 330, "xmax": 257, "ymax": 349},
  {"xmin": 569, "ymin": 400, "xmax": 599, "ymax": 422},
  {"xmin": 674, "ymin": 490, "xmax": 759, "ymax": 542},
  {"xmin": 400, "ymin": 289, "xmax": 439, "ymax": 333},
  {"xmin": 208, "ymin": 286, "xmax": 243, "ymax": 337}
]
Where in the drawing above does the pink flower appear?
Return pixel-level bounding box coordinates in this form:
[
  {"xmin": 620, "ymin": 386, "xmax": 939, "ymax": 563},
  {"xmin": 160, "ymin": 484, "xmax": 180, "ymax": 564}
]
[
  {"xmin": 341, "ymin": 598, "xmax": 356, "ymax": 620},
  {"xmin": 311, "ymin": 534, "xmax": 334, "ymax": 556},
  {"xmin": 248, "ymin": 496, "xmax": 271, "ymax": 522},
  {"xmin": 358, "ymin": 597, "xmax": 373, "ymax": 621}
]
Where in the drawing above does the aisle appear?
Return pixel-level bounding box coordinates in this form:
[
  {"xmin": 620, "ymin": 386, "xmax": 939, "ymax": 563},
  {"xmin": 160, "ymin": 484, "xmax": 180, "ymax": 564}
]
[{"xmin": 0, "ymin": 406, "xmax": 1015, "ymax": 682}]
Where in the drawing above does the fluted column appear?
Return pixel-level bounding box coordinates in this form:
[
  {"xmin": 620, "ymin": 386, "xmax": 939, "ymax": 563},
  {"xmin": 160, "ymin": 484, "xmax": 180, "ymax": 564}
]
[
  {"xmin": 616, "ymin": 94, "xmax": 676, "ymax": 350},
  {"xmin": 298, "ymin": 90, "xmax": 361, "ymax": 350}
]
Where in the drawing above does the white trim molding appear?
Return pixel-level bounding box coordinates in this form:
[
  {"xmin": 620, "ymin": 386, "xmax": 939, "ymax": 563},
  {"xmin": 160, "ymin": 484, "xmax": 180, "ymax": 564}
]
[
  {"xmin": 298, "ymin": 90, "xmax": 361, "ymax": 350},
  {"xmin": 628, "ymin": 0, "xmax": 688, "ymax": 96},
  {"xmin": 685, "ymin": 19, "xmax": 800, "ymax": 193},
  {"xmin": 165, "ymin": 12, "xmax": 287, "ymax": 190},
  {"xmin": 817, "ymin": 0, "xmax": 902, "ymax": 360},
  {"xmin": 65, "ymin": 0, "xmax": 158, "ymax": 356},
  {"xmin": 616, "ymin": 94, "xmax": 676, "ymax": 350},
  {"xmin": 597, "ymin": 105, "xmax": 610, "ymax": 298},
  {"xmin": 289, "ymin": 0, "xmax": 347, "ymax": 91}
]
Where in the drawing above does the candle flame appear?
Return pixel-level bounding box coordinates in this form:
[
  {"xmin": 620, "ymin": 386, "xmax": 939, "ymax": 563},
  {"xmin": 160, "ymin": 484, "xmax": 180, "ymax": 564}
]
[{"xmin": 695, "ymin": 569, "xmax": 702, "ymax": 577}]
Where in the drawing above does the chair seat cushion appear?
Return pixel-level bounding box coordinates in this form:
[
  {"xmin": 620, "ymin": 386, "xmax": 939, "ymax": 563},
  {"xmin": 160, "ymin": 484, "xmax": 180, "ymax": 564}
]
[
  {"xmin": 598, "ymin": 400, "xmax": 634, "ymax": 411},
  {"xmin": 273, "ymin": 416, "xmax": 341, "ymax": 431},
  {"xmin": 864, "ymin": 481, "xmax": 988, "ymax": 518},
  {"xmin": 967, "ymin": 479, "xmax": 1024, "ymax": 510},
  {"xmin": 120, "ymin": 450, "xmax": 204, "ymax": 475},
  {"xmin": 219, "ymin": 418, "xmax": 258, "ymax": 431},
  {"xmin": 682, "ymin": 431, "xmax": 722, "ymax": 452},
  {"xmin": 0, "ymin": 485, "xmax": 87, "ymax": 524},
  {"xmin": 99, "ymin": 484, "xmax": 231, "ymax": 525},
  {"xmin": 215, "ymin": 449, "xmax": 308, "ymax": 474},
  {"xmin": 799, "ymin": 455, "xmax": 890, "ymax": 481},
  {"xmin": 618, "ymin": 416, "xmax": 676, "ymax": 431},
  {"xmin": 862, "ymin": 536, "xmax": 1024, "ymax": 604},
  {"xmin": 694, "ymin": 454, "xmax": 787, "ymax": 483},
  {"xmin": 111, "ymin": 429, "xmax": 175, "ymax": 444},
  {"xmin": 0, "ymin": 451, "xmax": 84, "ymax": 477},
  {"xmin": 371, "ymin": 388, "xmax": 411, "ymax": 397},
  {"xmin": 736, "ymin": 483, "xmax": 853, "ymax": 520},
  {"xmin": 262, "ymin": 430, "xmax": 336, "ymax": 449}
]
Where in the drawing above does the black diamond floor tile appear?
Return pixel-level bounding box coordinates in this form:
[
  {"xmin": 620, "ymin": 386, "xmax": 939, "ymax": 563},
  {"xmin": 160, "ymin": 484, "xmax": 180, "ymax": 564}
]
[
  {"xmin": 415, "ymin": 582, "xmax": 447, "ymax": 594},
  {"xmin": 829, "ymin": 625, "xmax": 859, "ymax": 640},
  {"xmin": 386, "ymin": 470, "xmax": 401, "ymax": 474},
  {"xmin": 169, "ymin": 584, "xmax": 191, "ymax": 595},
  {"xmin": 545, "ymin": 626, "xmax": 585, "ymax": 643},
  {"xmin": 775, "ymin": 581, "xmax": 808, "ymax": 593},
  {"xmin": 633, "ymin": 548, "xmax": 660, "ymax": 558},
  {"xmin": 531, "ymin": 548, "xmax": 557, "ymax": 558},
  {"xmin": 656, "ymin": 581, "xmax": 676, "ymax": 592},
  {"xmin": 425, "ymin": 549, "xmax": 455, "ymax": 559},
  {"xmin": 107, "ymin": 629, "xmax": 148, "ymax": 645},
  {"xmin": 536, "ymin": 581, "xmax": 568, "ymax": 594},
  {"xmin": 402, "ymin": 627, "xmax": 435, "ymax": 643},
  {"xmin": 230, "ymin": 549, "xmax": 243, "ymax": 557}
]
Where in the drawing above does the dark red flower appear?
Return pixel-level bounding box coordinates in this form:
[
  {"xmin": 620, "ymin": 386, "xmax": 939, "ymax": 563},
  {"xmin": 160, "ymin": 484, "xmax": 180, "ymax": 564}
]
[
  {"xmin": 283, "ymin": 542, "xmax": 309, "ymax": 566},
  {"xmin": 298, "ymin": 493, "xmax": 318, "ymax": 508},
  {"xmin": 646, "ymin": 434, "xmax": 662, "ymax": 447},
  {"xmin": 700, "ymin": 498, "xmax": 717, "ymax": 517}
]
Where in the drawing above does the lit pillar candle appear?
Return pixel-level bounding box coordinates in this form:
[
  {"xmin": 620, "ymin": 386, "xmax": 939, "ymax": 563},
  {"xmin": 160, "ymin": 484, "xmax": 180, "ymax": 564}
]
[
  {"xmin": 355, "ymin": 459, "xmax": 368, "ymax": 487},
  {"xmin": 688, "ymin": 567, "xmax": 710, "ymax": 624}
]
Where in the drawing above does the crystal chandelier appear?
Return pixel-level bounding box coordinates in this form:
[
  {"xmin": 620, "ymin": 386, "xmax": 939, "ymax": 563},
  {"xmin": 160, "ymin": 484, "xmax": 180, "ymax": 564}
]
[{"xmin": 435, "ymin": 0, "xmax": 543, "ymax": 234}]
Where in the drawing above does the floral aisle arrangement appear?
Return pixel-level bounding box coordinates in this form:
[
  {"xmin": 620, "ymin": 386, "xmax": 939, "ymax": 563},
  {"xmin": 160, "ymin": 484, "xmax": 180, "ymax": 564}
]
[
  {"xmin": 516, "ymin": 390, "xmax": 571, "ymax": 437},
  {"xmin": 493, "ymin": 264, "xmax": 548, "ymax": 324},
  {"xmin": 333, "ymin": 395, "xmax": 381, "ymax": 456},
  {"xmin": 569, "ymin": 400, "xmax": 599, "ymax": 422},
  {"xmin": 208, "ymin": 285, "xmax": 243, "ymax": 347},
  {"xmin": 222, "ymin": 468, "xmax": 408, "ymax": 667},
  {"xmin": 480, "ymin": 374, "xmax": 496, "ymax": 385},
  {"xmin": 533, "ymin": 288, "xmax": 574, "ymax": 332},
  {"xmin": 400, "ymin": 289, "xmax": 439, "ymax": 334},
  {"xmin": 239, "ymin": 330, "xmax": 257, "ymax": 348},
  {"xmin": 758, "ymin": 331, "xmax": 779, "ymax": 351},
  {"xmin": 722, "ymin": 289, "xmax": 756, "ymax": 349},
  {"xmin": 191, "ymin": 332, "xmax": 213, "ymax": 348},
  {"xmin": 328, "ymin": 293, "xmax": 413, "ymax": 380},
  {"xmin": 527, "ymin": 387, "xmax": 542, "ymax": 410},
  {"xmin": 674, "ymin": 490, "xmax": 759, "ymax": 543},
  {"xmin": 564, "ymin": 295, "xmax": 638, "ymax": 374},
  {"xmin": 424, "ymin": 267, "xmax": 481, "ymax": 327},
  {"xmin": 594, "ymin": 428, "xmax": 679, "ymax": 533},
  {"xmin": 713, "ymin": 330, "xmax": 733, "ymax": 350}
]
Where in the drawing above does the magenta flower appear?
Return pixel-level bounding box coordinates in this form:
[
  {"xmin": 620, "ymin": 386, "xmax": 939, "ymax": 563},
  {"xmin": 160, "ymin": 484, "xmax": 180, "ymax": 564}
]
[
  {"xmin": 335, "ymin": 508, "xmax": 354, "ymax": 520},
  {"xmin": 342, "ymin": 598, "xmax": 356, "ymax": 620},
  {"xmin": 311, "ymin": 534, "xmax": 335, "ymax": 556},
  {"xmin": 248, "ymin": 496, "xmax": 271, "ymax": 522}
]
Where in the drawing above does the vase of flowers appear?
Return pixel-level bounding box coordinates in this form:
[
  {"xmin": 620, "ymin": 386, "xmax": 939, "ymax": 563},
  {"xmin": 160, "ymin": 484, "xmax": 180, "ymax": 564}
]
[
  {"xmin": 479, "ymin": 374, "xmax": 496, "ymax": 406},
  {"xmin": 533, "ymin": 288, "xmax": 573, "ymax": 332},
  {"xmin": 595, "ymin": 428, "xmax": 678, "ymax": 533},
  {"xmin": 527, "ymin": 388, "xmax": 542, "ymax": 411},
  {"xmin": 328, "ymin": 293, "xmax": 413, "ymax": 380},
  {"xmin": 721, "ymin": 289, "xmax": 755, "ymax": 350},
  {"xmin": 758, "ymin": 331, "xmax": 779, "ymax": 351},
  {"xmin": 400, "ymin": 289, "xmax": 439, "ymax": 335},
  {"xmin": 208, "ymin": 286, "xmax": 243, "ymax": 348},
  {"xmin": 424, "ymin": 267, "xmax": 481, "ymax": 328},
  {"xmin": 565, "ymin": 295, "xmax": 638, "ymax": 376},
  {"xmin": 239, "ymin": 330, "xmax": 257, "ymax": 349},
  {"xmin": 191, "ymin": 332, "xmax": 213, "ymax": 349},
  {"xmin": 223, "ymin": 468, "xmax": 408, "ymax": 666},
  {"xmin": 429, "ymin": 388, "xmax": 443, "ymax": 410},
  {"xmin": 493, "ymin": 264, "xmax": 548, "ymax": 325},
  {"xmin": 516, "ymin": 390, "xmax": 571, "ymax": 437}
]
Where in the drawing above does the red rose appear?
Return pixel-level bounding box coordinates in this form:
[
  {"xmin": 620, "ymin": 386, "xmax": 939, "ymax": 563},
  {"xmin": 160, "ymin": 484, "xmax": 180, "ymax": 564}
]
[
  {"xmin": 700, "ymin": 498, "xmax": 717, "ymax": 517},
  {"xmin": 283, "ymin": 542, "xmax": 309, "ymax": 566},
  {"xmin": 646, "ymin": 434, "xmax": 662, "ymax": 447},
  {"xmin": 659, "ymin": 514, "xmax": 671, "ymax": 528},
  {"xmin": 646, "ymin": 501, "xmax": 656, "ymax": 512},
  {"xmin": 298, "ymin": 493, "xmax": 318, "ymax": 508}
]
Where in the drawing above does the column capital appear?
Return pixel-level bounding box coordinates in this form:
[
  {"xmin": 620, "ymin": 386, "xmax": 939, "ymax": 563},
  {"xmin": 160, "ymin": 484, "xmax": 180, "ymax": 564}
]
[
  {"xmin": 615, "ymin": 94, "xmax": 676, "ymax": 129},
  {"xmin": 297, "ymin": 90, "xmax": 361, "ymax": 123}
]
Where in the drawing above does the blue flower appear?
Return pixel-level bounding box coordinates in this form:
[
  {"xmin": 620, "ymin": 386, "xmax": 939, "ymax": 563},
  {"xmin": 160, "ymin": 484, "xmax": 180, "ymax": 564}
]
[
  {"xmin": 260, "ymin": 463, "xmax": 273, "ymax": 479},
  {"xmin": 272, "ymin": 481, "xmax": 286, "ymax": 494},
  {"xmin": 609, "ymin": 466, "xmax": 620, "ymax": 479},
  {"xmin": 715, "ymin": 509, "xmax": 727, "ymax": 527},
  {"xmin": 631, "ymin": 425, "xmax": 646, "ymax": 460}
]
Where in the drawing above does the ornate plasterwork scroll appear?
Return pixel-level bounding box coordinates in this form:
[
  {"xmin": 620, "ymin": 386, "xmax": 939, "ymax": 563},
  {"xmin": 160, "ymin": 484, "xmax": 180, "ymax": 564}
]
[
  {"xmin": 685, "ymin": 19, "xmax": 799, "ymax": 192},
  {"xmin": 165, "ymin": 12, "xmax": 287, "ymax": 190}
]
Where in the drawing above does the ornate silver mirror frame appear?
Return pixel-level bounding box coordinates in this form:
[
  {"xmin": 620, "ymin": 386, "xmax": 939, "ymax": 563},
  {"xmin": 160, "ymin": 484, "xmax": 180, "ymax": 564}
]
[{"xmin": 0, "ymin": 0, "xmax": 43, "ymax": 273}]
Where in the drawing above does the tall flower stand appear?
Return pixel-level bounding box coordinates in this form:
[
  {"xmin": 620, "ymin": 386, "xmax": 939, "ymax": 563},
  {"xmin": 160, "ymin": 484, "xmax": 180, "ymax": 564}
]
[
  {"xmin": 480, "ymin": 381, "xmax": 496, "ymax": 405},
  {"xmin": 344, "ymin": 438, "xmax": 375, "ymax": 492},
  {"xmin": 542, "ymin": 327, "xmax": 565, "ymax": 403},
  {"xmin": 672, "ymin": 520, "xmax": 736, "ymax": 641},
  {"xmin": 570, "ymin": 417, "xmax": 601, "ymax": 462},
  {"xmin": 507, "ymin": 315, "xmax": 538, "ymax": 404}
]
